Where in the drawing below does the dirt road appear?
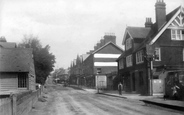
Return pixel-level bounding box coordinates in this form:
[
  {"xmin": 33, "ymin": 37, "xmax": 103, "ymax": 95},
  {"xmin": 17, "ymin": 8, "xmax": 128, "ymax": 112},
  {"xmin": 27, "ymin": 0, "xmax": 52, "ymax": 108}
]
[{"xmin": 28, "ymin": 84, "xmax": 183, "ymax": 115}]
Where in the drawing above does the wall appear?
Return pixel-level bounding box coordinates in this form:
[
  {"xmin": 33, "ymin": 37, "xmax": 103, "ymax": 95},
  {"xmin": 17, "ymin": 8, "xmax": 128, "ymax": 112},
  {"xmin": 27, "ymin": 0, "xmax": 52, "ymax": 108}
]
[
  {"xmin": 0, "ymin": 88, "xmax": 42, "ymax": 115},
  {"xmin": 0, "ymin": 73, "xmax": 18, "ymax": 91},
  {"xmin": 83, "ymin": 55, "xmax": 94, "ymax": 75},
  {"xmin": 0, "ymin": 98, "xmax": 12, "ymax": 115},
  {"xmin": 153, "ymin": 29, "xmax": 184, "ymax": 67}
]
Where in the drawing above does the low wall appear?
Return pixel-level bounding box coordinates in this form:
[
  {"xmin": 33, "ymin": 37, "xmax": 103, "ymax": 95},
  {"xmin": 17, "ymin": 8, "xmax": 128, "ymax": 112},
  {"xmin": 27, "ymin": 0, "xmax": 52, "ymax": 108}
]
[
  {"xmin": 0, "ymin": 98, "xmax": 12, "ymax": 115},
  {"xmin": 0, "ymin": 88, "xmax": 42, "ymax": 115}
]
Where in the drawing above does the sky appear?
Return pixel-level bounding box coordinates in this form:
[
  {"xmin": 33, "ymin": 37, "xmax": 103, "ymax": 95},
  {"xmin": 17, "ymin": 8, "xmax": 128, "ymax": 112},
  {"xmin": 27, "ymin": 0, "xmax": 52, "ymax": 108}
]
[{"xmin": 0, "ymin": 0, "xmax": 183, "ymax": 69}]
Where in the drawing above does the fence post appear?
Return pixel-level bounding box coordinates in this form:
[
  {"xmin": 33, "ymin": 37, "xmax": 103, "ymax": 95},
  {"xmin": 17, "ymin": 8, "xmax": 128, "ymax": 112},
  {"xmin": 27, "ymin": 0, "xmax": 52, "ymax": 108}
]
[{"xmin": 12, "ymin": 94, "xmax": 17, "ymax": 115}]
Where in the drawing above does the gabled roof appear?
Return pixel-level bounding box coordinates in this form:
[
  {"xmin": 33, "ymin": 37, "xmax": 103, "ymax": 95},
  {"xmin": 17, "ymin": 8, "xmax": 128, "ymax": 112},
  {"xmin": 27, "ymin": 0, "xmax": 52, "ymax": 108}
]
[
  {"xmin": 122, "ymin": 27, "xmax": 151, "ymax": 45},
  {"xmin": 0, "ymin": 42, "xmax": 16, "ymax": 48},
  {"xmin": 92, "ymin": 42, "xmax": 123, "ymax": 54},
  {"xmin": 116, "ymin": 52, "xmax": 125, "ymax": 61},
  {"xmin": 81, "ymin": 54, "xmax": 90, "ymax": 62},
  {"xmin": 0, "ymin": 48, "xmax": 33, "ymax": 72},
  {"xmin": 149, "ymin": 6, "xmax": 182, "ymax": 45},
  {"xmin": 134, "ymin": 6, "xmax": 183, "ymax": 52},
  {"xmin": 83, "ymin": 42, "xmax": 123, "ymax": 62}
]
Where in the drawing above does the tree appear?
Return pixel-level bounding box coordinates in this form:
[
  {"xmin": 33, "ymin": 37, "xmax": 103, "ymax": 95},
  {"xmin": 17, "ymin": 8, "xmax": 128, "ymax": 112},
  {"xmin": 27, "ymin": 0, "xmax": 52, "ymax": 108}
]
[
  {"xmin": 0, "ymin": 36, "xmax": 7, "ymax": 42},
  {"xmin": 18, "ymin": 35, "xmax": 55, "ymax": 85},
  {"xmin": 52, "ymin": 67, "xmax": 65, "ymax": 79}
]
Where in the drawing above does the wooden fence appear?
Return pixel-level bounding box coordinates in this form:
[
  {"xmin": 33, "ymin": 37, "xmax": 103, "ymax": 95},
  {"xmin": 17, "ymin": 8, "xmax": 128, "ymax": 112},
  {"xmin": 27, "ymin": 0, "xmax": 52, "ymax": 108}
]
[{"xmin": 0, "ymin": 88, "xmax": 42, "ymax": 115}]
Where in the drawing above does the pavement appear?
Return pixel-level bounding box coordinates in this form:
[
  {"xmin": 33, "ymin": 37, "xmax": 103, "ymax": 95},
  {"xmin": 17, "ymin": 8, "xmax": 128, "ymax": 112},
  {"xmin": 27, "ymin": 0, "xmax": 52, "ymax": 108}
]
[{"xmin": 69, "ymin": 85, "xmax": 184, "ymax": 112}]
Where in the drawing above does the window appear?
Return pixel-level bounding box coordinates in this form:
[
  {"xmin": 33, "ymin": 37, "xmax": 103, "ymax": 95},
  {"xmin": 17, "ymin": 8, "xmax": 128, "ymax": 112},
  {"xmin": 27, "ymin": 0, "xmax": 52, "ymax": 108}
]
[
  {"xmin": 18, "ymin": 73, "xmax": 28, "ymax": 88},
  {"xmin": 155, "ymin": 48, "xmax": 161, "ymax": 61},
  {"xmin": 119, "ymin": 58, "xmax": 124, "ymax": 69},
  {"xmin": 179, "ymin": 72, "xmax": 184, "ymax": 86},
  {"xmin": 97, "ymin": 68, "xmax": 101, "ymax": 74},
  {"xmin": 171, "ymin": 29, "xmax": 184, "ymax": 40},
  {"xmin": 126, "ymin": 38, "xmax": 132, "ymax": 50},
  {"xmin": 136, "ymin": 50, "xmax": 144, "ymax": 64},
  {"xmin": 126, "ymin": 55, "xmax": 132, "ymax": 67}
]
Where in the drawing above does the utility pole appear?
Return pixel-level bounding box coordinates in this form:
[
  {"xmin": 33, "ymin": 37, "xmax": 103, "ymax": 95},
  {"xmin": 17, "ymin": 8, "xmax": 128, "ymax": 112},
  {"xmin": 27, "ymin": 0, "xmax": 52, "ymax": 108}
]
[{"xmin": 146, "ymin": 44, "xmax": 155, "ymax": 96}]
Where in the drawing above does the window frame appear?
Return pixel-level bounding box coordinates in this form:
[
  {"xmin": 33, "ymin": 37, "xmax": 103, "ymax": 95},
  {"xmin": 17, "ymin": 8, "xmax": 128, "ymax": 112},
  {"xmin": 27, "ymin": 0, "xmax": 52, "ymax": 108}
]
[
  {"xmin": 126, "ymin": 55, "xmax": 132, "ymax": 67},
  {"xmin": 18, "ymin": 73, "xmax": 28, "ymax": 89},
  {"xmin": 136, "ymin": 50, "xmax": 144, "ymax": 64},
  {"xmin": 155, "ymin": 47, "xmax": 161, "ymax": 61},
  {"xmin": 126, "ymin": 38, "xmax": 132, "ymax": 50},
  {"xmin": 171, "ymin": 29, "xmax": 184, "ymax": 40}
]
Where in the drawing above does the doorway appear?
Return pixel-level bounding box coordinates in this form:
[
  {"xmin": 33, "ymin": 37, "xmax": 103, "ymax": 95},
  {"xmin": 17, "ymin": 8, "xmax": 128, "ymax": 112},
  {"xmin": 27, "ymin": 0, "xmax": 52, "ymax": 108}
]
[{"xmin": 132, "ymin": 73, "xmax": 136, "ymax": 91}]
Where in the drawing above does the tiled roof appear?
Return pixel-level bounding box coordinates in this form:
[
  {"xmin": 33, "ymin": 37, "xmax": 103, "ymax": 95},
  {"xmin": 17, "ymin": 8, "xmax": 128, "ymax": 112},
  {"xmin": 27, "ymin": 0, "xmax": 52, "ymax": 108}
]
[
  {"xmin": 127, "ymin": 27, "xmax": 151, "ymax": 39},
  {"xmin": 166, "ymin": 6, "xmax": 181, "ymax": 22},
  {"xmin": 0, "ymin": 48, "xmax": 33, "ymax": 72},
  {"xmin": 92, "ymin": 42, "xmax": 123, "ymax": 54},
  {"xmin": 134, "ymin": 6, "xmax": 181, "ymax": 52},
  {"xmin": 0, "ymin": 42, "xmax": 16, "ymax": 48}
]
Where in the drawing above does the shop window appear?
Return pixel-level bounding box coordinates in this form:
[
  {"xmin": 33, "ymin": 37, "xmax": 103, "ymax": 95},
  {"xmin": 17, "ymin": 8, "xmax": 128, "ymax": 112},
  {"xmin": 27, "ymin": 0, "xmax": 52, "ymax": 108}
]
[{"xmin": 179, "ymin": 72, "xmax": 184, "ymax": 86}]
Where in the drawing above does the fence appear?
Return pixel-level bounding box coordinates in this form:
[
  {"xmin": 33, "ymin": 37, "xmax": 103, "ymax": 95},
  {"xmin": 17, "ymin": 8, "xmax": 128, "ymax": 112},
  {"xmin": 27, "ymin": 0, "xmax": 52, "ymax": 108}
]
[{"xmin": 0, "ymin": 88, "xmax": 42, "ymax": 115}]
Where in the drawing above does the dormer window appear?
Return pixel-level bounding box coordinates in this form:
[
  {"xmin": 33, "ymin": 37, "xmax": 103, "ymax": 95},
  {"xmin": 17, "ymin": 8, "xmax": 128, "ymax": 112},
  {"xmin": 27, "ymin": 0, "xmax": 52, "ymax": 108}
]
[
  {"xmin": 126, "ymin": 38, "xmax": 132, "ymax": 50},
  {"xmin": 171, "ymin": 29, "xmax": 184, "ymax": 40}
]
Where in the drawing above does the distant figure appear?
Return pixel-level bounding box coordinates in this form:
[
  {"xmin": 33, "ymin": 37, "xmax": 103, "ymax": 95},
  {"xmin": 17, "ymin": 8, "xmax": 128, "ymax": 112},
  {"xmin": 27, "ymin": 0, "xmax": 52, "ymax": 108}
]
[
  {"xmin": 172, "ymin": 84, "xmax": 180, "ymax": 100},
  {"xmin": 118, "ymin": 82, "xmax": 123, "ymax": 95}
]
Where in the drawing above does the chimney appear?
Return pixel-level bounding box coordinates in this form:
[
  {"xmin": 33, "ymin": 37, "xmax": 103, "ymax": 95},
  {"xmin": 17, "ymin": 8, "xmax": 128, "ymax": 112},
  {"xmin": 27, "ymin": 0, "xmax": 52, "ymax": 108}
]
[
  {"xmin": 94, "ymin": 45, "xmax": 97, "ymax": 51},
  {"xmin": 100, "ymin": 39, "xmax": 105, "ymax": 47},
  {"xmin": 96, "ymin": 42, "xmax": 101, "ymax": 49},
  {"xmin": 155, "ymin": 0, "xmax": 166, "ymax": 30},
  {"xmin": 104, "ymin": 33, "xmax": 116, "ymax": 44},
  {"xmin": 145, "ymin": 18, "xmax": 153, "ymax": 28}
]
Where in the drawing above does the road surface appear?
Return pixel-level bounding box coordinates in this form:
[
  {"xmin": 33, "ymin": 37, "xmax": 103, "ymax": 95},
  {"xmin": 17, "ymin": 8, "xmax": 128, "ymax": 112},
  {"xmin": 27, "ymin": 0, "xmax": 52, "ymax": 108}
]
[{"xmin": 28, "ymin": 84, "xmax": 183, "ymax": 115}]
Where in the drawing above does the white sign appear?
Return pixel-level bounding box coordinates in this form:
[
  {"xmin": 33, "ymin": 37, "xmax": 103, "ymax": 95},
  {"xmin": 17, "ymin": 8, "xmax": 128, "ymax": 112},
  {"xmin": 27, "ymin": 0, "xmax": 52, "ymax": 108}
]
[{"xmin": 96, "ymin": 75, "xmax": 107, "ymax": 89}]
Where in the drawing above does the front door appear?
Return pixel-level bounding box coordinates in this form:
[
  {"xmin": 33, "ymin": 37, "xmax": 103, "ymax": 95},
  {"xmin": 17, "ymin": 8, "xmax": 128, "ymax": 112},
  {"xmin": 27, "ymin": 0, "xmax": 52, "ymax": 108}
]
[{"xmin": 132, "ymin": 73, "xmax": 136, "ymax": 91}]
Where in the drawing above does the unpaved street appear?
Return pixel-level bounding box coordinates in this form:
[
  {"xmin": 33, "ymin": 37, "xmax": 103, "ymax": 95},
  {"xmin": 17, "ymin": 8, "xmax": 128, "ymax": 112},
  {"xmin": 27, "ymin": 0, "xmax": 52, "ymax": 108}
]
[{"xmin": 29, "ymin": 85, "xmax": 183, "ymax": 115}]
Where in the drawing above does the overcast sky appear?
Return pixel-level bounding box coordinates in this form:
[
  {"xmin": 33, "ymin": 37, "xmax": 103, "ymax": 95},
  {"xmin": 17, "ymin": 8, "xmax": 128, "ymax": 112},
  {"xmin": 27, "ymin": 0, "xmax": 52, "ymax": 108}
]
[{"xmin": 0, "ymin": 0, "xmax": 183, "ymax": 69}]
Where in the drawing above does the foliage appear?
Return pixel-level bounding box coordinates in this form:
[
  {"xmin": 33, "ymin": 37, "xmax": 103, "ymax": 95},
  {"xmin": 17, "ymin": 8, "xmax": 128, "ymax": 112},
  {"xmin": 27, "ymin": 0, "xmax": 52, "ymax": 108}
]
[
  {"xmin": 18, "ymin": 35, "xmax": 55, "ymax": 85},
  {"xmin": 0, "ymin": 36, "xmax": 7, "ymax": 42},
  {"xmin": 52, "ymin": 67, "xmax": 65, "ymax": 79}
]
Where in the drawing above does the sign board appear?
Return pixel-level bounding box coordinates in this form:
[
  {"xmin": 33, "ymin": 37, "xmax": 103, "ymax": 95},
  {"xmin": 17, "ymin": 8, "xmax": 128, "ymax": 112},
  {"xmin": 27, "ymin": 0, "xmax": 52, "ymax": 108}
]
[{"xmin": 96, "ymin": 75, "xmax": 107, "ymax": 89}]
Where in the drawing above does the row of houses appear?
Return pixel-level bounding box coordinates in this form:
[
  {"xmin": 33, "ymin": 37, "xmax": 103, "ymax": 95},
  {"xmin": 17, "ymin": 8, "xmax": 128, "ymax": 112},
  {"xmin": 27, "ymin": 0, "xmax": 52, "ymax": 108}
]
[
  {"xmin": 69, "ymin": 34, "xmax": 123, "ymax": 90},
  {"xmin": 69, "ymin": 0, "xmax": 184, "ymax": 97},
  {"xmin": 0, "ymin": 39, "xmax": 36, "ymax": 95}
]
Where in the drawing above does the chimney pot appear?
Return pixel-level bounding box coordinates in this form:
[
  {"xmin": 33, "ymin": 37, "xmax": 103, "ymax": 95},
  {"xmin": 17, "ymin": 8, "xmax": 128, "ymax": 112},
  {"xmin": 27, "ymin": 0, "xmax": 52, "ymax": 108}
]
[{"xmin": 145, "ymin": 17, "xmax": 152, "ymax": 28}]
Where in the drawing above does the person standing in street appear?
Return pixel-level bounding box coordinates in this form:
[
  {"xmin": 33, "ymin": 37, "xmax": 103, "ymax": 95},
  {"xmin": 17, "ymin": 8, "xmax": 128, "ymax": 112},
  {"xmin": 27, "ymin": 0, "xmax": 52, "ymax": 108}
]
[{"xmin": 118, "ymin": 82, "xmax": 123, "ymax": 95}]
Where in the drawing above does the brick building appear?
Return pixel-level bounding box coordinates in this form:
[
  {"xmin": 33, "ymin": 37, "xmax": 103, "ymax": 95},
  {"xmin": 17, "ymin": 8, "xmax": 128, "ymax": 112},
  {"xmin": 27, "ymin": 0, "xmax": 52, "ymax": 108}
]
[
  {"xmin": 70, "ymin": 34, "xmax": 123, "ymax": 89},
  {"xmin": 117, "ymin": 0, "xmax": 184, "ymax": 95}
]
